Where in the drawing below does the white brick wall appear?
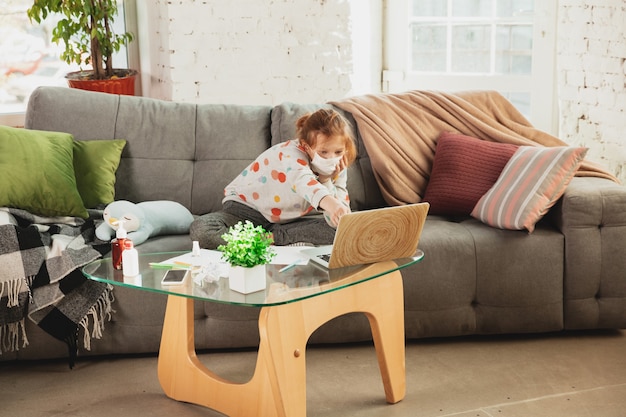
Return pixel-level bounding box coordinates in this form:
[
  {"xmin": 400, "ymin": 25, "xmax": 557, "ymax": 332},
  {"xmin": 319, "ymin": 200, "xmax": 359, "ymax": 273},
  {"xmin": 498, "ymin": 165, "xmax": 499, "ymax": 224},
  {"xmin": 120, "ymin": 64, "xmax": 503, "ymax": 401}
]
[
  {"xmin": 140, "ymin": 0, "xmax": 358, "ymax": 105},
  {"xmin": 138, "ymin": 0, "xmax": 625, "ymax": 183},
  {"xmin": 557, "ymin": 0, "xmax": 626, "ymax": 182}
]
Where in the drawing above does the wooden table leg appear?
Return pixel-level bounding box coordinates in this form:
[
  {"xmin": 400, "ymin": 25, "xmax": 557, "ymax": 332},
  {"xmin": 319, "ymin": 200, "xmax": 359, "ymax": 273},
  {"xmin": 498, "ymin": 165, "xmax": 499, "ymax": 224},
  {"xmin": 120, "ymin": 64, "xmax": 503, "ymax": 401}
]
[
  {"xmin": 157, "ymin": 293, "xmax": 290, "ymax": 417},
  {"xmin": 157, "ymin": 261, "xmax": 406, "ymax": 416},
  {"xmin": 362, "ymin": 270, "xmax": 406, "ymax": 403}
]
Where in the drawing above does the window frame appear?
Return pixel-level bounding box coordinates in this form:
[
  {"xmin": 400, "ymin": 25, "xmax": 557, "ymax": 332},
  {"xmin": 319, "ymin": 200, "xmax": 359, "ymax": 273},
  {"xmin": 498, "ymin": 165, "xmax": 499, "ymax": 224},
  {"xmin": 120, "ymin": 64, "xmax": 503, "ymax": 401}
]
[{"xmin": 383, "ymin": 0, "xmax": 558, "ymax": 134}]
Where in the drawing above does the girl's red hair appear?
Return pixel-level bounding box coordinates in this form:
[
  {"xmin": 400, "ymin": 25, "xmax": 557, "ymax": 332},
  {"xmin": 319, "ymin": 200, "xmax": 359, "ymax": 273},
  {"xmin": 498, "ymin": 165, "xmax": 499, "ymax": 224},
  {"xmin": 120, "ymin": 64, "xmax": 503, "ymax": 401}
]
[{"xmin": 296, "ymin": 108, "xmax": 357, "ymax": 166}]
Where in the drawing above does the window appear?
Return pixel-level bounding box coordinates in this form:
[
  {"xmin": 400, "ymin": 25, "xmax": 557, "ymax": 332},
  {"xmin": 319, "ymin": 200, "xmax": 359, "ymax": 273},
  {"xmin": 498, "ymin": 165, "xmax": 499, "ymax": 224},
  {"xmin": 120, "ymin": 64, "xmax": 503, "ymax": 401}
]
[
  {"xmin": 0, "ymin": 0, "xmax": 136, "ymax": 127},
  {"xmin": 384, "ymin": 0, "xmax": 557, "ymax": 134}
]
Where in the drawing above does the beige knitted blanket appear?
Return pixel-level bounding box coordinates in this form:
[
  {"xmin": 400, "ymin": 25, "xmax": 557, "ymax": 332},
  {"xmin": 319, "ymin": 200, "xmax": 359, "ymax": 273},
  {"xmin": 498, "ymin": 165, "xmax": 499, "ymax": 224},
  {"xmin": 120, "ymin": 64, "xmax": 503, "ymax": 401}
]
[{"xmin": 332, "ymin": 90, "xmax": 617, "ymax": 206}]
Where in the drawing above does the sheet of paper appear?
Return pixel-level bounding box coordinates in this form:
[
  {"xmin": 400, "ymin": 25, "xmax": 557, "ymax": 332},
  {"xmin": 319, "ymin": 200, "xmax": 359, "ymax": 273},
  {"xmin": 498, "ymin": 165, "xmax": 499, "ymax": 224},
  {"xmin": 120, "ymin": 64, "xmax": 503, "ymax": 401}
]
[
  {"xmin": 269, "ymin": 246, "xmax": 310, "ymax": 265},
  {"xmin": 157, "ymin": 246, "xmax": 309, "ymax": 267},
  {"xmin": 154, "ymin": 246, "xmax": 311, "ymax": 284},
  {"xmin": 158, "ymin": 249, "xmax": 222, "ymax": 266}
]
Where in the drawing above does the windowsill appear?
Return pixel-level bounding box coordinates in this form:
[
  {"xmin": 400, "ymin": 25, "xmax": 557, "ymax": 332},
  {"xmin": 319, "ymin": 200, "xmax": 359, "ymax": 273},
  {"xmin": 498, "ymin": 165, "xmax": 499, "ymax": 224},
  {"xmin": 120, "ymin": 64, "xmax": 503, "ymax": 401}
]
[{"xmin": 0, "ymin": 113, "xmax": 26, "ymax": 128}]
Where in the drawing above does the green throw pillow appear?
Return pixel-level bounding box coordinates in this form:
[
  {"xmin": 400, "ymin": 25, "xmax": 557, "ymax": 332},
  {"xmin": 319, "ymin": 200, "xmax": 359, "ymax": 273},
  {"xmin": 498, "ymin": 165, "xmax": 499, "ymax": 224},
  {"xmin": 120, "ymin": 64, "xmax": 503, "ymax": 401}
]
[
  {"xmin": 0, "ymin": 125, "xmax": 88, "ymax": 218},
  {"xmin": 73, "ymin": 139, "xmax": 126, "ymax": 208}
]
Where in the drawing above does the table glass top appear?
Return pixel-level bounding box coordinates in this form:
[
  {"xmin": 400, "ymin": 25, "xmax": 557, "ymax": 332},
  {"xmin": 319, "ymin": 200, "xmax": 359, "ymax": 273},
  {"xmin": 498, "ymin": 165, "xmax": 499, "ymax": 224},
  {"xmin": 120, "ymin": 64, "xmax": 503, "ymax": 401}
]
[{"xmin": 82, "ymin": 249, "xmax": 424, "ymax": 307}]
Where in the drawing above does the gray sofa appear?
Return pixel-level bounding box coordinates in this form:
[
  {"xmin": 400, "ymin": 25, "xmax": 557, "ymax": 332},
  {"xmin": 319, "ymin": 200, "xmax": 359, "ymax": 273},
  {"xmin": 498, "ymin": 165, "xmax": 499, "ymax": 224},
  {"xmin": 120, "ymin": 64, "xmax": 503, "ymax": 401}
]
[{"xmin": 5, "ymin": 86, "xmax": 626, "ymax": 361}]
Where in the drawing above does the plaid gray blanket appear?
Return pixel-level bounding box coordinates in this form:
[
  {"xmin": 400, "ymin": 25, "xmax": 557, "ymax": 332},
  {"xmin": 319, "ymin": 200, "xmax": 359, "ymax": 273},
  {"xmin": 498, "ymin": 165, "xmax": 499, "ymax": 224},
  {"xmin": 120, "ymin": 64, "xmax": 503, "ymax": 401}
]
[{"xmin": 0, "ymin": 207, "xmax": 113, "ymax": 367}]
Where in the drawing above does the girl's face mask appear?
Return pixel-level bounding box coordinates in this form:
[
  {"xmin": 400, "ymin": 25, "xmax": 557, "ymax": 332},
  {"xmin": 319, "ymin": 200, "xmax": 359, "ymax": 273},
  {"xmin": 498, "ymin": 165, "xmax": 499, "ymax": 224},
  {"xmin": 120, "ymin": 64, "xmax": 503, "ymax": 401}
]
[{"xmin": 310, "ymin": 152, "xmax": 341, "ymax": 176}]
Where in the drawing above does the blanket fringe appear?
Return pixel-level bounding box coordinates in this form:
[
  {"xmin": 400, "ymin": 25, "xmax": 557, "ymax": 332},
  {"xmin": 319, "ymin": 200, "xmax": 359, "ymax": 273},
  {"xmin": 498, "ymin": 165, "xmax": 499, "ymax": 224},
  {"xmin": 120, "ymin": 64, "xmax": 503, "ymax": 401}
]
[
  {"xmin": 0, "ymin": 320, "xmax": 29, "ymax": 354},
  {"xmin": 0, "ymin": 276, "xmax": 32, "ymax": 308},
  {"xmin": 79, "ymin": 284, "xmax": 115, "ymax": 351},
  {"xmin": 0, "ymin": 276, "xmax": 33, "ymax": 354}
]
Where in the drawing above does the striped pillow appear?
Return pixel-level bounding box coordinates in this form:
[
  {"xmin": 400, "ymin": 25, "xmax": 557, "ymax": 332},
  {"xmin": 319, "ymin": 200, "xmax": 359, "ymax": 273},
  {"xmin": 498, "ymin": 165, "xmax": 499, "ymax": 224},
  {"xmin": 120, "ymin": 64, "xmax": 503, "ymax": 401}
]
[{"xmin": 471, "ymin": 146, "xmax": 588, "ymax": 232}]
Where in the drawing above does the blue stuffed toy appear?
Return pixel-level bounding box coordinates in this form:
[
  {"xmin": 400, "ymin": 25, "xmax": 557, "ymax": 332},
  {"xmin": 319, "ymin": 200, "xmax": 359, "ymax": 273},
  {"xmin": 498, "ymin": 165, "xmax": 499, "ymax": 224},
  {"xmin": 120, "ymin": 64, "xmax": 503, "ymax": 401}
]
[{"xmin": 96, "ymin": 200, "xmax": 194, "ymax": 246}]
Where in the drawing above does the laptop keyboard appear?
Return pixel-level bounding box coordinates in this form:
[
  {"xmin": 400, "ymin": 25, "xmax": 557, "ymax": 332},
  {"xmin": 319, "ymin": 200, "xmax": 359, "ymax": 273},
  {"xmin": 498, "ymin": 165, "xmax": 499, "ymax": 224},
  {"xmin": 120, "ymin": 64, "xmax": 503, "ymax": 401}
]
[{"xmin": 317, "ymin": 254, "xmax": 332, "ymax": 262}]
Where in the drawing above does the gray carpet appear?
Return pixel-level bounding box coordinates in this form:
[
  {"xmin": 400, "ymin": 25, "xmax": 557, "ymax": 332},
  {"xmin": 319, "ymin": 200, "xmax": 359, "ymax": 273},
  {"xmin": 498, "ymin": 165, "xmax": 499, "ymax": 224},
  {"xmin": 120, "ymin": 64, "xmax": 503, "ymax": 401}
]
[{"xmin": 2, "ymin": 330, "xmax": 626, "ymax": 417}]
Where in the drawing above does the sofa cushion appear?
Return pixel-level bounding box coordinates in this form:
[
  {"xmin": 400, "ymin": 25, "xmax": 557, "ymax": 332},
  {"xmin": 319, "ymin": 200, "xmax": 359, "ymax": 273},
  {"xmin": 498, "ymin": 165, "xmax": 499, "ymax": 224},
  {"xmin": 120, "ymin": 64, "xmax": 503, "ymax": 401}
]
[
  {"xmin": 403, "ymin": 216, "xmax": 565, "ymax": 338},
  {"xmin": 471, "ymin": 146, "xmax": 587, "ymax": 232},
  {"xmin": 423, "ymin": 132, "xmax": 519, "ymax": 216},
  {"xmin": 0, "ymin": 125, "xmax": 88, "ymax": 218},
  {"xmin": 73, "ymin": 139, "xmax": 126, "ymax": 208},
  {"xmin": 193, "ymin": 104, "xmax": 273, "ymax": 215}
]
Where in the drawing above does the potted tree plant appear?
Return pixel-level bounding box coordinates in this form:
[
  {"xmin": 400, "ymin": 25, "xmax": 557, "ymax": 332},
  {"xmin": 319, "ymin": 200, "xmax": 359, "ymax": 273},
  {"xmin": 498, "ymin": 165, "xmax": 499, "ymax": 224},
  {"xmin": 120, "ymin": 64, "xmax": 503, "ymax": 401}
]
[
  {"xmin": 27, "ymin": 0, "xmax": 138, "ymax": 95},
  {"xmin": 218, "ymin": 221, "xmax": 276, "ymax": 294}
]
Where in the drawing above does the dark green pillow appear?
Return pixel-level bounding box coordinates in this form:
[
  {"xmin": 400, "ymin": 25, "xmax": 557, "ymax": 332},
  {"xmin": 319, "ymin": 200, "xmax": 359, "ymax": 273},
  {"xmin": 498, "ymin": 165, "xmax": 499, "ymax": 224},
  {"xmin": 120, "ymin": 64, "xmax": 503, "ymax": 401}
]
[
  {"xmin": 73, "ymin": 139, "xmax": 127, "ymax": 208},
  {"xmin": 0, "ymin": 125, "xmax": 88, "ymax": 218}
]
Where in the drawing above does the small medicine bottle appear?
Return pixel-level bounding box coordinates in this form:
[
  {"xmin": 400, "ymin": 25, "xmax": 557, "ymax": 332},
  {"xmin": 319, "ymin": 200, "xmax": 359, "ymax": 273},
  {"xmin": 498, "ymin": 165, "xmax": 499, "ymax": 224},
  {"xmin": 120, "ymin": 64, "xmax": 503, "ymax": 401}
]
[
  {"xmin": 111, "ymin": 219, "xmax": 128, "ymax": 270},
  {"xmin": 191, "ymin": 240, "xmax": 201, "ymax": 280},
  {"xmin": 122, "ymin": 240, "xmax": 139, "ymax": 277}
]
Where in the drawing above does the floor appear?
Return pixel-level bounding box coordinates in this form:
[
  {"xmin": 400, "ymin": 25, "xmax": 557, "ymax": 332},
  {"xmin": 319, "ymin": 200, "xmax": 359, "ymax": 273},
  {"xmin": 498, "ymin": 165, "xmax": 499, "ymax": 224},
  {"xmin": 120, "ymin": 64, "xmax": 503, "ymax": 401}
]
[{"xmin": 2, "ymin": 329, "xmax": 625, "ymax": 417}]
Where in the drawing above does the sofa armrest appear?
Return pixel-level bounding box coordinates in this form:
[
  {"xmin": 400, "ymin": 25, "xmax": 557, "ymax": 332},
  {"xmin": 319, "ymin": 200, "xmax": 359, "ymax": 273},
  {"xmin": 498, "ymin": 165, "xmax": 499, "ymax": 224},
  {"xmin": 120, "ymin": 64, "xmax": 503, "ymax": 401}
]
[{"xmin": 551, "ymin": 176, "xmax": 626, "ymax": 329}]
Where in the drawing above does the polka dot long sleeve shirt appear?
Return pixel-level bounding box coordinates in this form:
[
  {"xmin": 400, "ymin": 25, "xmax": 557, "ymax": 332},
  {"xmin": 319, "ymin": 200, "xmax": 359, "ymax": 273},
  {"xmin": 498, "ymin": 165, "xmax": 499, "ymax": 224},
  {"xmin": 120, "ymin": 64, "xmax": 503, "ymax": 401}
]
[{"xmin": 223, "ymin": 139, "xmax": 350, "ymax": 225}]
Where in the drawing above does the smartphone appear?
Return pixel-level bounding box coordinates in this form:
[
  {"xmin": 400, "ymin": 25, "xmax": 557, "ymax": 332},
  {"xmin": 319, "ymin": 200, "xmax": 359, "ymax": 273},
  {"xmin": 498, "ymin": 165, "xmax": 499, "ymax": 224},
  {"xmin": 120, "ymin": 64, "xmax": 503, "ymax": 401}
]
[{"xmin": 161, "ymin": 269, "xmax": 189, "ymax": 285}]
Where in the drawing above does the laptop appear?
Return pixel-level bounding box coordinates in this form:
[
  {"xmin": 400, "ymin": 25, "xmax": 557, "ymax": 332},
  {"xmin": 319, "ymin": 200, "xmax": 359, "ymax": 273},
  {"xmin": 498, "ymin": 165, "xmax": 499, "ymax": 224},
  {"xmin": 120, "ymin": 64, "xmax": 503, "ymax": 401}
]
[{"xmin": 302, "ymin": 202, "xmax": 429, "ymax": 269}]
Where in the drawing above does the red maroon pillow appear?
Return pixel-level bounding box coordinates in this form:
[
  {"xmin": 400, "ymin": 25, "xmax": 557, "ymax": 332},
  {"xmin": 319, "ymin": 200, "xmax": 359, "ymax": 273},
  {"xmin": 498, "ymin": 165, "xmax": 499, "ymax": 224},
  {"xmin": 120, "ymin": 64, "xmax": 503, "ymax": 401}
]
[{"xmin": 423, "ymin": 132, "xmax": 519, "ymax": 216}]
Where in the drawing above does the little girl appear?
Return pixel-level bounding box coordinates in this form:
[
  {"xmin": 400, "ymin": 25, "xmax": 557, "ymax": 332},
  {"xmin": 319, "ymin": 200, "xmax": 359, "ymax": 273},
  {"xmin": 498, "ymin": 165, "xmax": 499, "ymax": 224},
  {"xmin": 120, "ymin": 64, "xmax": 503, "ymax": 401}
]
[{"xmin": 190, "ymin": 108, "xmax": 357, "ymax": 249}]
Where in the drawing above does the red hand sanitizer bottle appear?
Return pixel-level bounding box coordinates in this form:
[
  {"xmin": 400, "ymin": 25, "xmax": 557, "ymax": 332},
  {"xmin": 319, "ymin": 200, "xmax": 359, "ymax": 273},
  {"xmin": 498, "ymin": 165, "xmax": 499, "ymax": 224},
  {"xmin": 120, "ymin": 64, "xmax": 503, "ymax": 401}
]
[{"xmin": 111, "ymin": 219, "xmax": 128, "ymax": 270}]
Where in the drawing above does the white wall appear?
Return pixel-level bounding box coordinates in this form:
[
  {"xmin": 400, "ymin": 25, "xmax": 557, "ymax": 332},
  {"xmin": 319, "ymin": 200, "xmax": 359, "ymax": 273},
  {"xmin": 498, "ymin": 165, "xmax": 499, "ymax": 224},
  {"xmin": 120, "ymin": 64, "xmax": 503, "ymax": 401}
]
[
  {"xmin": 136, "ymin": 0, "xmax": 625, "ymax": 183},
  {"xmin": 557, "ymin": 0, "xmax": 626, "ymax": 182},
  {"xmin": 136, "ymin": 0, "xmax": 381, "ymax": 105}
]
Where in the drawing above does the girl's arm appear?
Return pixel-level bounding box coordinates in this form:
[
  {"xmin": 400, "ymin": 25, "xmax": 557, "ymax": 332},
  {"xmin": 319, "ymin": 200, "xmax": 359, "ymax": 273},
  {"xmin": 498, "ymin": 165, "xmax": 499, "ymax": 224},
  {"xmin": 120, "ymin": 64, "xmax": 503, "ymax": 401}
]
[
  {"xmin": 319, "ymin": 169, "xmax": 350, "ymax": 207},
  {"xmin": 318, "ymin": 169, "xmax": 351, "ymax": 227}
]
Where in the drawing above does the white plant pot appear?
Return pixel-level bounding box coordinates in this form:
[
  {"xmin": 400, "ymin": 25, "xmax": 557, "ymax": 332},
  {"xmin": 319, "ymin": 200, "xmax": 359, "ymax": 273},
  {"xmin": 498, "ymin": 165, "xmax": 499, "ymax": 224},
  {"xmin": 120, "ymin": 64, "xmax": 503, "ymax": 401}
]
[{"xmin": 228, "ymin": 264, "xmax": 267, "ymax": 294}]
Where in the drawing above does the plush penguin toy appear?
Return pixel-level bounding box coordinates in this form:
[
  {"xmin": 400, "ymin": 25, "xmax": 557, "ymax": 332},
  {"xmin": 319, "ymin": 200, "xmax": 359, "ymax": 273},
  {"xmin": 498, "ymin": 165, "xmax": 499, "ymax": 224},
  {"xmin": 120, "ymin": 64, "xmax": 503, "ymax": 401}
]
[{"xmin": 95, "ymin": 200, "xmax": 194, "ymax": 245}]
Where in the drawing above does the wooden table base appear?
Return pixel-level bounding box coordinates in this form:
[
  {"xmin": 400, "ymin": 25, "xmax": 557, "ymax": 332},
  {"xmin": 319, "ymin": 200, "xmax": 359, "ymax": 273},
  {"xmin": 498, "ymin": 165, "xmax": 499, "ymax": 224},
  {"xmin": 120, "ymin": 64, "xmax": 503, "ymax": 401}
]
[{"xmin": 157, "ymin": 261, "xmax": 406, "ymax": 417}]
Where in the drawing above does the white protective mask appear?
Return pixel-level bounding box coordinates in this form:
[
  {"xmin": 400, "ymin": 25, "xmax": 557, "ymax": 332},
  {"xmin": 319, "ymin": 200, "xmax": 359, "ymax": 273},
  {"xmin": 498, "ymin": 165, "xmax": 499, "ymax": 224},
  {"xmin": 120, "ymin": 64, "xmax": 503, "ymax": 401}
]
[{"xmin": 310, "ymin": 152, "xmax": 341, "ymax": 176}]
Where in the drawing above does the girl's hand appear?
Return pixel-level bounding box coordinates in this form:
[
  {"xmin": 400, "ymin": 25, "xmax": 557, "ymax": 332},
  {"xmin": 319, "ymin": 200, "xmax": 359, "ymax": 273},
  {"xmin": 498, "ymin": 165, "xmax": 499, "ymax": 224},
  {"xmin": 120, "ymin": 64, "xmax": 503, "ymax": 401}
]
[
  {"xmin": 318, "ymin": 155, "xmax": 348, "ymax": 184},
  {"xmin": 319, "ymin": 195, "xmax": 351, "ymax": 227}
]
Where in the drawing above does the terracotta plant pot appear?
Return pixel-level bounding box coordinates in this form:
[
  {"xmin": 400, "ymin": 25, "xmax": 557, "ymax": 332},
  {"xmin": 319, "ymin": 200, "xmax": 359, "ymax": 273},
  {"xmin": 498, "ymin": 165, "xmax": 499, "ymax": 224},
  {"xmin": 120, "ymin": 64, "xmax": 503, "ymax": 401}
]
[{"xmin": 66, "ymin": 69, "xmax": 138, "ymax": 96}]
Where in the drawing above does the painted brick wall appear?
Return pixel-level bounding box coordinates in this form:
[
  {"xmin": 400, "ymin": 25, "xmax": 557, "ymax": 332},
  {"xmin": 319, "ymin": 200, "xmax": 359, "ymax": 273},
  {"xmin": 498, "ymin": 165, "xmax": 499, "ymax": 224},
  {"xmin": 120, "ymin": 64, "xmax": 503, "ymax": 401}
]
[
  {"xmin": 142, "ymin": 0, "xmax": 355, "ymax": 105},
  {"xmin": 557, "ymin": 1, "xmax": 626, "ymax": 182}
]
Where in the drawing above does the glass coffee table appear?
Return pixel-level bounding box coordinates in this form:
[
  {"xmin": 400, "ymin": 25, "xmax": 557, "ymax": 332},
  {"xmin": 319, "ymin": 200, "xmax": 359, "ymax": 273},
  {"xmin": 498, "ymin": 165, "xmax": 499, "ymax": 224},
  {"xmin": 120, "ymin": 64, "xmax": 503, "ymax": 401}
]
[{"xmin": 83, "ymin": 250, "xmax": 424, "ymax": 417}]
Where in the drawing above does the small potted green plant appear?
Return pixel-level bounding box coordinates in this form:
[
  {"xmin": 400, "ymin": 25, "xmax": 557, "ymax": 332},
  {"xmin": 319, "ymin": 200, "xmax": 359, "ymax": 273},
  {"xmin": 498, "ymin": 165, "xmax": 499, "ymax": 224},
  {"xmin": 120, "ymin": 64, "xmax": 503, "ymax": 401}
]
[{"xmin": 218, "ymin": 221, "xmax": 275, "ymax": 294}]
